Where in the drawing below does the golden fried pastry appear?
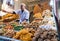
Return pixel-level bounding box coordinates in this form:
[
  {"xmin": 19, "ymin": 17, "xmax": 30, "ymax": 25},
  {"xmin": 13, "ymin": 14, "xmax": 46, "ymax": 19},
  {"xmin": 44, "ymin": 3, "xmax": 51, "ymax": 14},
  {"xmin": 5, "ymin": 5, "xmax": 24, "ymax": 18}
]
[
  {"xmin": 2, "ymin": 13, "xmax": 19, "ymax": 22},
  {"xmin": 33, "ymin": 4, "xmax": 43, "ymax": 14}
]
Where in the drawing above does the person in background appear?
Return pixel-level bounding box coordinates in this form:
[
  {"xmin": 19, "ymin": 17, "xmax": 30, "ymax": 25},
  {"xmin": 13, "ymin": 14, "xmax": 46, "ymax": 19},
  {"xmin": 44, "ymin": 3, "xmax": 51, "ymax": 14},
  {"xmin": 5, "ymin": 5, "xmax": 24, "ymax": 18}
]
[
  {"xmin": 0, "ymin": 0, "xmax": 14, "ymax": 16},
  {"xmin": 15, "ymin": 3, "xmax": 30, "ymax": 23}
]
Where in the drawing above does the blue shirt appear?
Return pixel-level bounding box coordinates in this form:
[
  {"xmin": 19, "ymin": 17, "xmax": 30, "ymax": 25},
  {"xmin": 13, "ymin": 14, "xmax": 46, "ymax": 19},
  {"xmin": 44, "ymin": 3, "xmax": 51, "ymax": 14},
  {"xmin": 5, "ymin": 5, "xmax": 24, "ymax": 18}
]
[{"xmin": 15, "ymin": 9, "xmax": 30, "ymax": 23}]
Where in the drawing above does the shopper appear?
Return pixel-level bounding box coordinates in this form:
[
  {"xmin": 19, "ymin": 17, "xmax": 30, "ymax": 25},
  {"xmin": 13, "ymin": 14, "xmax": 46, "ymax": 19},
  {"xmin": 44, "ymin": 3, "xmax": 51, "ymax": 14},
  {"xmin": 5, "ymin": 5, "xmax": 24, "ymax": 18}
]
[{"xmin": 15, "ymin": 3, "xmax": 30, "ymax": 23}]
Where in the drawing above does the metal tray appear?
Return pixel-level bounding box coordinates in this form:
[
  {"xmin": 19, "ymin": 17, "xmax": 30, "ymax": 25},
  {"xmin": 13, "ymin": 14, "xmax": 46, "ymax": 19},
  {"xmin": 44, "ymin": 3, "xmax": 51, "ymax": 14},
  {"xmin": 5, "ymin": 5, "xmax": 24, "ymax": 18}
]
[{"xmin": 0, "ymin": 36, "xmax": 21, "ymax": 41}]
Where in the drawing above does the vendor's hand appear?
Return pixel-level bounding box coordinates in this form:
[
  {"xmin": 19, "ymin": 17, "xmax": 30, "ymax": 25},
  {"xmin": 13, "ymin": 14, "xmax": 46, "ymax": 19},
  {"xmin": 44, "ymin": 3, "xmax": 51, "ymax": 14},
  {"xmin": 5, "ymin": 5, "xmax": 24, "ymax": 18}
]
[
  {"xmin": 22, "ymin": 20, "xmax": 26, "ymax": 23},
  {"xmin": 2, "ymin": 10, "xmax": 12, "ymax": 14}
]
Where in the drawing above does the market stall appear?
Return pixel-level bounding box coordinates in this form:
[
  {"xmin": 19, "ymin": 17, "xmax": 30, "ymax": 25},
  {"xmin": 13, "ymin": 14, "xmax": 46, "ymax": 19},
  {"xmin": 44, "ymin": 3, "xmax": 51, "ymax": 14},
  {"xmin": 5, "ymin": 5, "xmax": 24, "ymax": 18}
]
[{"xmin": 0, "ymin": 0, "xmax": 59, "ymax": 41}]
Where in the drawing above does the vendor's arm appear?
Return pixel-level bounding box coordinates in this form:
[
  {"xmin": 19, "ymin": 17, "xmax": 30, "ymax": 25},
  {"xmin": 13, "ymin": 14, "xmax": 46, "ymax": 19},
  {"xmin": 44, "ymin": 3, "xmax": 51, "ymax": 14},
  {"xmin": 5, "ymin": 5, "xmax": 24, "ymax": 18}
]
[
  {"xmin": 1, "ymin": 9, "xmax": 11, "ymax": 13},
  {"xmin": 14, "ymin": 10, "xmax": 20, "ymax": 14}
]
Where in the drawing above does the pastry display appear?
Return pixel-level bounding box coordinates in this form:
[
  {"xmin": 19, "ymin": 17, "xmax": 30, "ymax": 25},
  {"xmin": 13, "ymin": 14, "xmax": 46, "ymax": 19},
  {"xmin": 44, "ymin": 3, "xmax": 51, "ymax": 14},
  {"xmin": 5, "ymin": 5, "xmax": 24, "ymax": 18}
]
[
  {"xmin": 3, "ymin": 24, "xmax": 14, "ymax": 32},
  {"xmin": 2, "ymin": 13, "xmax": 19, "ymax": 22},
  {"xmin": 13, "ymin": 28, "xmax": 34, "ymax": 41},
  {"xmin": 0, "ymin": 0, "xmax": 58, "ymax": 41},
  {"xmin": 33, "ymin": 13, "xmax": 42, "ymax": 18},
  {"xmin": 3, "ymin": 29, "xmax": 16, "ymax": 38},
  {"xmin": 42, "ymin": 2, "xmax": 52, "ymax": 11},
  {"xmin": 32, "ymin": 28, "xmax": 58, "ymax": 41},
  {"xmin": 33, "ymin": 4, "xmax": 43, "ymax": 14},
  {"xmin": 42, "ymin": 9, "xmax": 56, "ymax": 30}
]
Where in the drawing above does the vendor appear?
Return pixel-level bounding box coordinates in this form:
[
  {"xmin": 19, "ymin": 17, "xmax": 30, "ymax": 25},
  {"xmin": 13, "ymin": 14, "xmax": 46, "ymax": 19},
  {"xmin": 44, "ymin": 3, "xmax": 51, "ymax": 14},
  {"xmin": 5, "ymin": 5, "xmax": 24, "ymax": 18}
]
[
  {"xmin": 15, "ymin": 3, "xmax": 30, "ymax": 23},
  {"xmin": 0, "ymin": 0, "xmax": 14, "ymax": 16}
]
